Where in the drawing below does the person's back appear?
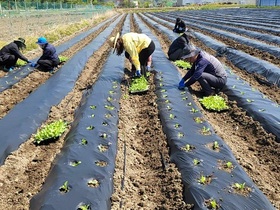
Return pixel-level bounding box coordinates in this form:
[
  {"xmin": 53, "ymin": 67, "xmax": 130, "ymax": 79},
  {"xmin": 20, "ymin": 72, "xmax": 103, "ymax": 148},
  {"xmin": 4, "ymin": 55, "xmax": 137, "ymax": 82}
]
[{"xmin": 168, "ymin": 33, "xmax": 191, "ymax": 61}]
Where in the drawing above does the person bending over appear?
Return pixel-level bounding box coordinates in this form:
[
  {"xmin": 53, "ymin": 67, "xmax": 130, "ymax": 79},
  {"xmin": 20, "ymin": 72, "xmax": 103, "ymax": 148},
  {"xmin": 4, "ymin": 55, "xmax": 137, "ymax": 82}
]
[{"xmin": 178, "ymin": 46, "xmax": 227, "ymax": 96}]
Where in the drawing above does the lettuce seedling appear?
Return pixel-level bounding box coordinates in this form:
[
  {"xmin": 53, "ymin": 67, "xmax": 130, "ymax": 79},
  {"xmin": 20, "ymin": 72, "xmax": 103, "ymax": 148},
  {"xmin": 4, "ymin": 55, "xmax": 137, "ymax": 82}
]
[
  {"xmin": 77, "ymin": 204, "xmax": 90, "ymax": 210},
  {"xmin": 59, "ymin": 55, "xmax": 69, "ymax": 62},
  {"xmin": 59, "ymin": 181, "xmax": 70, "ymax": 193},
  {"xmin": 34, "ymin": 120, "xmax": 67, "ymax": 144},
  {"xmin": 199, "ymin": 95, "xmax": 229, "ymax": 112},
  {"xmin": 174, "ymin": 60, "xmax": 191, "ymax": 69},
  {"xmin": 129, "ymin": 76, "xmax": 149, "ymax": 93}
]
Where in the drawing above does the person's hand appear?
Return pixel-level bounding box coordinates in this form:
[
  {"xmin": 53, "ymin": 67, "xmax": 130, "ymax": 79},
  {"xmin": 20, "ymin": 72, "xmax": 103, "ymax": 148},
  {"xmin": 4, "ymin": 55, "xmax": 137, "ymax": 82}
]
[
  {"xmin": 30, "ymin": 62, "xmax": 37, "ymax": 67},
  {"xmin": 136, "ymin": 70, "xmax": 141, "ymax": 77},
  {"xmin": 178, "ymin": 79, "xmax": 185, "ymax": 90}
]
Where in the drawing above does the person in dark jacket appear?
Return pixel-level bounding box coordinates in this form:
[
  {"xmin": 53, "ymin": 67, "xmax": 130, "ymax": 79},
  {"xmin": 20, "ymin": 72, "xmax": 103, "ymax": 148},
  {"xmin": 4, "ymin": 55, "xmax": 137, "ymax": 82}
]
[
  {"xmin": 0, "ymin": 38, "xmax": 31, "ymax": 72},
  {"xmin": 178, "ymin": 46, "xmax": 227, "ymax": 96},
  {"xmin": 173, "ymin": 18, "xmax": 186, "ymax": 34},
  {"xmin": 31, "ymin": 37, "xmax": 60, "ymax": 73},
  {"xmin": 168, "ymin": 32, "xmax": 193, "ymax": 61}
]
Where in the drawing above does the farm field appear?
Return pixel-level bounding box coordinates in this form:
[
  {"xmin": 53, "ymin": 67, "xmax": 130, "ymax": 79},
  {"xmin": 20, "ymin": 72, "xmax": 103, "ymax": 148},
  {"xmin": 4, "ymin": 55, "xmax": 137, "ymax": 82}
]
[{"xmin": 0, "ymin": 8, "xmax": 279, "ymax": 210}]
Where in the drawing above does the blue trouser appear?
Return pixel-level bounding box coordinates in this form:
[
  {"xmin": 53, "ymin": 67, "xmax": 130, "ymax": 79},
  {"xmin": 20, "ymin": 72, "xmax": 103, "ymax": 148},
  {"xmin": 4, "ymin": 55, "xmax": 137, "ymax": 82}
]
[{"xmin": 198, "ymin": 72, "xmax": 227, "ymax": 95}]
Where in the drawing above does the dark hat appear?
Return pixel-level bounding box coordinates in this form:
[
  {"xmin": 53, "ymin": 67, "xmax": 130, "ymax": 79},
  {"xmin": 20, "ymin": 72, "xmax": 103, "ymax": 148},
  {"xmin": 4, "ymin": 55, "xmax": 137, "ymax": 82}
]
[
  {"xmin": 181, "ymin": 45, "xmax": 200, "ymax": 59},
  {"xmin": 14, "ymin": 38, "xmax": 26, "ymax": 48}
]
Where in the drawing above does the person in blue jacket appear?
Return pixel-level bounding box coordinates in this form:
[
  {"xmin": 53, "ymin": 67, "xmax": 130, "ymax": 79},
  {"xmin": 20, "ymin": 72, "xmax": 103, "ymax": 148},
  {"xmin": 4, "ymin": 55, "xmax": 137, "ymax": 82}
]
[
  {"xmin": 0, "ymin": 38, "xmax": 32, "ymax": 72},
  {"xmin": 178, "ymin": 46, "xmax": 227, "ymax": 96},
  {"xmin": 31, "ymin": 37, "xmax": 60, "ymax": 73}
]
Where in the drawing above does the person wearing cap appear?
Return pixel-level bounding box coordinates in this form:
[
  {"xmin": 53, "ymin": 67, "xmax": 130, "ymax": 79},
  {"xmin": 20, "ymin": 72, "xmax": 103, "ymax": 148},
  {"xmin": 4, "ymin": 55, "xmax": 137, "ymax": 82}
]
[
  {"xmin": 108, "ymin": 32, "xmax": 155, "ymax": 77},
  {"xmin": 30, "ymin": 37, "xmax": 60, "ymax": 73},
  {"xmin": 178, "ymin": 46, "xmax": 227, "ymax": 96},
  {"xmin": 173, "ymin": 18, "xmax": 186, "ymax": 34},
  {"xmin": 168, "ymin": 32, "xmax": 193, "ymax": 61},
  {"xmin": 0, "ymin": 38, "xmax": 32, "ymax": 72}
]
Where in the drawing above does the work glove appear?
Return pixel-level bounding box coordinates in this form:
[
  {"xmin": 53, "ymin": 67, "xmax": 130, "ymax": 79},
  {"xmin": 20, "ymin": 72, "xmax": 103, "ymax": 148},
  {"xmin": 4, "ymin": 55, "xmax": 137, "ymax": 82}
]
[
  {"xmin": 136, "ymin": 70, "xmax": 141, "ymax": 77},
  {"xmin": 178, "ymin": 79, "xmax": 185, "ymax": 90},
  {"xmin": 30, "ymin": 62, "xmax": 37, "ymax": 67}
]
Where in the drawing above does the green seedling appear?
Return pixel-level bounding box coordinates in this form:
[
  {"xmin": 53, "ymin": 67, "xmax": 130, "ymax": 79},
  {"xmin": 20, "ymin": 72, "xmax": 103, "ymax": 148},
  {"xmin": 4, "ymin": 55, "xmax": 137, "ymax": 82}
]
[
  {"xmin": 194, "ymin": 117, "xmax": 203, "ymax": 124},
  {"xmin": 129, "ymin": 76, "xmax": 149, "ymax": 93},
  {"xmin": 210, "ymin": 199, "xmax": 218, "ymax": 209},
  {"xmin": 107, "ymin": 96, "xmax": 113, "ymax": 101},
  {"xmin": 70, "ymin": 160, "xmax": 81, "ymax": 167},
  {"xmin": 234, "ymin": 182, "xmax": 246, "ymax": 190},
  {"xmin": 105, "ymin": 105, "xmax": 114, "ymax": 110},
  {"xmin": 199, "ymin": 175, "xmax": 207, "ymax": 184},
  {"xmin": 258, "ymin": 109, "xmax": 265, "ymax": 112},
  {"xmin": 90, "ymin": 114, "xmax": 95, "ymax": 118},
  {"xmin": 198, "ymin": 175, "xmax": 212, "ymax": 185},
  {"xmin": 159, "ymin": 82, "xmax": 163, "ymax": 87},
  {"xmin": 182, "ymin": 97, "xmax": 188, "ymax": 100},
  {"xmin": 100, "ymin": 133, "xmax": 107, "ymax": 139},
  {"xmin": 191, "ymin": 107, "xmax": 199, "ymax": 113},
  {"xmin": 109, "ymin": 90, "xmax": 115, "ymax": 95},
  {"xmin": 225, "ymin": 161, "xmax": 233, "ymax": 168},
  {"xmin": 174, "ymin": 60, "xmax": 191, "ymax": 69},
  {"xmin": 59, "ymin": 55, "xmax": 68, "ymax": 62},
  {"xmin": 166, "ymin": 105, "xmax": 172, "ymax": 111},
  {"xmin": 87, "ymin": 179, "xmax": 99, "ymax": 188},
  {"xmin": 188, "ymin": 102, "xmax": 192, "ymax": 106},
  {"xmin": 201, "ymin": 126, "xmax": 211, "ymax": 135},
  {"xmin": 163, "ymin": 94, "xmax": 168, "ymax": 98},
  {"xmin": 246, "ymin": 99, "xmax": 254, "ymax": 103},
  {"xmin": 165, "ymin": 99, "xmax": 170, "ymax": 103},
  {"xmin": 59, "ymin": 181, "xmax": 70, "ymax": 193},
  {"xmin": 174, "ymin": 123, "xmax": 181, "ymax": 128},
  {"xmin": 34, "ymin": 120, "xmax": 67, "ymax": 144},
  {"xmin": 181, "ymin": 144, "xmax": 194, "ymax": 152},
  {"xmin": 98, "ymin": 144, "xmax": 109, "ymax": 152},
  {"xmin": 213, "ymin": 141, "xmax": 219, "ymax": 150},
  {"xmin": 90, "ymin": 105, "xmax": 96, "ymax": 110},
  {"xmin": 81, "ymin": 138, "xmax": 88, "ymax": 145},
  {"xmin": 86, "ymin": 125, "xmax": 94, "ymax": 130},
  {"xmin": 105, "ymin": 113, "xmax": 112, "ymax": 118},
  {"xmin": 180, "ymin": 91, "xmax": 186, "ymax": 95},
  {"xmin": 193, "ymin": 158, "xmax": 200, "ymax": 165},
  {"xmin": 161, "ymin": 89, "xmax": 166, "ymax": 92},
  {"xmin": 102, "ymin": 122, "xmax": 108, "ymax": 126},
  {"xmin": 199, "ymin": 95, "xmax": 229, "ymax": 111},
  {"xmin": 77, "ymin": 204, "xmax": 90, "ymax": 210},
  {"xmin": 178, "ymin": 132, "xmax": 184, "ymax": 138},
  {"xmin": 169, "ymin": 113, "xmax": 175, "ymax": 119},
  {"xmin": 113, "ymin": 85, "xmax": 118, "ymax": 89}
]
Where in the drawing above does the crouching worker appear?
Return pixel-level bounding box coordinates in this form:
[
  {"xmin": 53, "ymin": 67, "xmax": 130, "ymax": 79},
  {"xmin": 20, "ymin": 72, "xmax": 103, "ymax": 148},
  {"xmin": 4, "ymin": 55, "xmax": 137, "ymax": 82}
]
[
  {"xmin": 178, "ymin": 46, "xmax": 227, "ymax": 97},
  {"xmin": 168, "ymin": 32, "xmax": 193, "ymax": 61},
  {"xmin": 0, "ymin": 38, "xmax": 32, "ymax": 72},
  {"xmin": 31, "ymin": 37, "xmax": 60, "ymax": 73},
  {"xmin": 173, "ymin": 18, "xmax": 186, "ymax": 34},
  {"xmin": 108, "ymin": 32, "xmax": 155, "ymax": 77}
]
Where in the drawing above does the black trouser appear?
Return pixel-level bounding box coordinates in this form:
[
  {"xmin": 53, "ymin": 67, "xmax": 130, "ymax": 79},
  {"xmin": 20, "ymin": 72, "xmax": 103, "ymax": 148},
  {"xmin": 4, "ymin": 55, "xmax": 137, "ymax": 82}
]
[
  {"xmin": 37, "ymin": 59, "xmax": 60, "ymax": 71},
  {"xmin": 0, "ymin": 54, "xmax": 17, "ymax": 68},
  {"xmin": 125, "ymin": 40, "xmax": 155, "ymax": 71}
]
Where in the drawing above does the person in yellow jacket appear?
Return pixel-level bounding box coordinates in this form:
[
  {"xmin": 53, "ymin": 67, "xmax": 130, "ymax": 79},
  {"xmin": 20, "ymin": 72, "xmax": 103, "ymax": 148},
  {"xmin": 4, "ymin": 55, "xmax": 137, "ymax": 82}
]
[{"xmin": 108, "ymin": 32, "xmax": 155, "ymax": 77}]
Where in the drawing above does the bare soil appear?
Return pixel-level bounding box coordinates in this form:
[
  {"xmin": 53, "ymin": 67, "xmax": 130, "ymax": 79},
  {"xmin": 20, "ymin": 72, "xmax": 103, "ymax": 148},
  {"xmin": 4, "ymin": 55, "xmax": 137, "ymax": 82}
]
[{"xmin": 0, "ymin": 11, "xmax": 279, "ymax": 210}]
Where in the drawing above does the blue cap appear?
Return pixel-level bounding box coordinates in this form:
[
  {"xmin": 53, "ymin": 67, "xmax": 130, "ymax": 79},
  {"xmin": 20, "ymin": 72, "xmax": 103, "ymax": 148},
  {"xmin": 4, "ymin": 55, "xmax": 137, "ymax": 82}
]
[{"xmin": 36, "ymin": 37, "xmax": 48, "ymax": 45}]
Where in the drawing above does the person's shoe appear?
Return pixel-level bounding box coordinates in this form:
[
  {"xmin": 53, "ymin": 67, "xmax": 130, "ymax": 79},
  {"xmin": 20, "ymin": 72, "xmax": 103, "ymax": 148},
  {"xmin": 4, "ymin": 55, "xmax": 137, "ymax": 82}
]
[
  {"xmin": 49, "ymin": 68, "xmax": 54, "ymax": 74},
  {"xmin": 3, "ymin": 66, "xmax": 14, "ymax": 72},
  {"xmin": 135, "ymin": 70, "xmax": 141, "ymax": 77}
]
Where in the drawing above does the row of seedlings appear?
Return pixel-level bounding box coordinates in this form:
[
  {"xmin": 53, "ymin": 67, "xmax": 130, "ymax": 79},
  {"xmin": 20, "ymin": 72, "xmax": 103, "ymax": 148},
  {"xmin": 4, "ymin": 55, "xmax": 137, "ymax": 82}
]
[
  {"xmin": 134, "ymin": 13, "xmax": 275, "ymax": 209},
  {"xmin": 30, "ymin": 14, "xmax": 131, "ymax": 210},
  {"xmin": 142, "ymin": 13, "xmax": 280, "ymax": 141}
]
